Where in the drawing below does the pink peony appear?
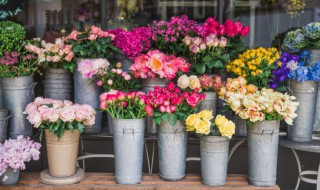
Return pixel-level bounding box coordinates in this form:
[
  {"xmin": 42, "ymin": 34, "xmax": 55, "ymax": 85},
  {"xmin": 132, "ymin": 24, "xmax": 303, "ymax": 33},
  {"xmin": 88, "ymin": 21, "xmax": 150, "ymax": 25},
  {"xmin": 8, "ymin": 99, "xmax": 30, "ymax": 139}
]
[
  {"xmin": 88, "ymin": 34, "xmax": 98, "ymax": 41},
  {"xmin": 91, "ymin": 26, "xmax": 101, "ymax": 34},
  {"xmin": 60, "ymin": 107, "xmax": 76, "ymax": 122}
]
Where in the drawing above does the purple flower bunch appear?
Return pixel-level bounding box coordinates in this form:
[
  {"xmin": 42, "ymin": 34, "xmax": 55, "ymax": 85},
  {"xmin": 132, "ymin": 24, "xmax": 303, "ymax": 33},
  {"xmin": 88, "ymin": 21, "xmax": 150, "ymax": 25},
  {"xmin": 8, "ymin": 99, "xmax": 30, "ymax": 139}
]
[
  {"xmin": 0, "ymin": 136, "xmax": 41, "ymax": 181},
  {"xmin": 110, "ymin": 27, "xmax": 152, "ymax": 60}
]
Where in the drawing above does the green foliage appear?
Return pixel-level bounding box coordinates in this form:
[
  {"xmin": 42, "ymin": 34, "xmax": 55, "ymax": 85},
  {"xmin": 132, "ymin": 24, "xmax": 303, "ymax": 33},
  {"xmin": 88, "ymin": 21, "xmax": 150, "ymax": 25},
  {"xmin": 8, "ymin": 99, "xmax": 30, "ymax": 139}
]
[{"xmin": 0, "ymin": 21, "xmax": 26, "ymax": 56}]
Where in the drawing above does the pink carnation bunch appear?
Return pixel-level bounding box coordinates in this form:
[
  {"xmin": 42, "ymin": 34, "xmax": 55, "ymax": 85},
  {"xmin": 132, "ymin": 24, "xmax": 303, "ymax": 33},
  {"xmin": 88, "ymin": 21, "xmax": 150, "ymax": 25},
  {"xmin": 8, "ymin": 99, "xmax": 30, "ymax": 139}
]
[
  {"xmin": 65, "ymin": 26, "xmax": 115, "ymax": 41},
  {"xmin": 130, "ymin": 50, "xmax": 190, "ymax": 80},
  {"xmin": 145, "ymin": 82, "xmax": 205, "ymax": 119},
  {"xmin": 0, "ymin": 51, "xmax": 20, "ymax": 65},
  {"xmin": 0, "ymin": 136, "xmax": 41, "ymax": 181},
  {"xmin": 24, "ymin": 97, "xmax": 96, "ymax": 129},
  {"xmin": 183, "ymin": 34, "xmax": 228, "ymax": 54},
  {"xmin": 78, "ymin": 58, "xmax": 110, "ymax": 78}
]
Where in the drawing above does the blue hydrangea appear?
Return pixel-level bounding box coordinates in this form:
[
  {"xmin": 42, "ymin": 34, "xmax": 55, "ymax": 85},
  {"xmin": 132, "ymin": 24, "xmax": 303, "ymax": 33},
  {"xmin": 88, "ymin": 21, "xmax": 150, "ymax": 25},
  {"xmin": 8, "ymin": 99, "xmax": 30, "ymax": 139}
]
[{"xmin": 303, "ymin": 22, "xmax": 320, "ymax": 39}]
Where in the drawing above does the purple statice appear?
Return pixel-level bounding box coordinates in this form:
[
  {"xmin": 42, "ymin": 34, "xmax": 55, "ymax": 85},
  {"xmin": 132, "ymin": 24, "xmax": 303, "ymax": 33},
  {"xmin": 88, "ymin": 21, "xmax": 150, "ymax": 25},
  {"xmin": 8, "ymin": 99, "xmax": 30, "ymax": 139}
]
[
  {"xmin": 109, "ymin": 27, "xmax": 152, "ymax": 60},
  {"xmin": 0, "ymin": 51, "xmax": 19, "ymax": 65},
  {"xmin": 0, "ymin": 136, "xmax": 41, "ymax": 181}
]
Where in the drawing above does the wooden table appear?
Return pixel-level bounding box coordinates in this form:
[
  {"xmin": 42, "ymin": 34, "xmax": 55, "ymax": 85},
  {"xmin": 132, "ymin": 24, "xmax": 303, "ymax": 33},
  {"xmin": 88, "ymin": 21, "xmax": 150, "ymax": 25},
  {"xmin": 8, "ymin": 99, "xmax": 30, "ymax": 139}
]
[{"xmin": 2, "ymin": 173, "xmax": 280, "ymax": 190}]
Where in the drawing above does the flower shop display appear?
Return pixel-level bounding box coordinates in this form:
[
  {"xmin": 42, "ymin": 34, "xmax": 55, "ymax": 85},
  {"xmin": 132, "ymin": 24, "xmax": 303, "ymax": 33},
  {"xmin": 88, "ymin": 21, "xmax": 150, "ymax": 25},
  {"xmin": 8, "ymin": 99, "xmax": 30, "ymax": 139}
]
[
  {"xmin": 0, "ymin": 136, "xmax": 41, "ymax": 185},
  {"xmin": 100, "ymin": 91, "xmax": 147, "ymax": 184},
  {"xmin": 186, "ymin": 111, "xmax": 235, "ymax": 186},
  {"xmin": 226, "ymin": 47, "xmax": 280, "ymax": 89},
  {"xmin": 221, "ymin": 87, "xmax": 298, "ymax": 186},
  {"xmin": 0, "ymin": 24, "xmax": 39, "ymax": 139},
  {"xmin": 26, "ymin": 38, "xmax": 74, "ymax": 100},
  {"xmin": 24, "ymin": 97, "xmax": 95, "ymax": 183},
  {"xmin": 66, "ymin": 26, "xmax": 120, "ymax": 134},
  {"xmin": 145, "ymin": 82, "xmax": 204, "ymax": 181},
  {"xmin": 0, "ymin": 109, "xmax": 12, "ymax": 143}
]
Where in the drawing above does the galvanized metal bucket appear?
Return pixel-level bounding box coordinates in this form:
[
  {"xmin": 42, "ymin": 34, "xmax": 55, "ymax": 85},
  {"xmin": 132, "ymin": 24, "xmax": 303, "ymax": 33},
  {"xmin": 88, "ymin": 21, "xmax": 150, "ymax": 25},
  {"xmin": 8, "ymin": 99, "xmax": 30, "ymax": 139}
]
[
  {"xmin": 287, "ymin": 80, "xmax": 318, "ymax": 142},
  {"xmin": 1, "ymin": 76, "xmax": 36, "ymax": 139},
  {"xmin": 200, "ymin": 136, "xmax": 229, "ymax": 186},
  {"xmin": 198, "ymin": 92, "xmax": 217, "ymax": 116},
  {"xmin": 158, "ymin": 120, "xmax": 187, "ymax": 181},
  {"xmin": 74, "ymin": 59, "xmax": 103, "ymax": 134},
  {"xmin": 247, "ymin": 120, "xmax": 280, "ymax": 187},
  {"xmin": 107, "ymin": 113, "xmax": 114, "ymax": 135},
  {"xmin": 0, "ymin": 84, "xmax": 3, "ymax": 108},
  {"xmin": 310, "ymin": 49, "xmax": 320, "ymax": 131},
  {"xmin": 44, "ymin": 68, "xmax": 73, "ymax": 101},
  {"xmin": 0, "ymin": 168, "xmax": 20, "ymax": 185},
  {"xmin": 113, "ymin": 118, "xmax": 145, "ymax": 184},
  {"xmin": 142, "ymin": 78, "xmax": 169, "ymax": 135},
  {"xmin": 233, "ymin": 115, "xmax": 247, "ymax": 137},
  {"xmin": 113, "ymin": 53, "xmax": 133, "ymax": 71},
  {"xmin": 0, "ymin": 109, "xmax": 12, "ymax": 143}
]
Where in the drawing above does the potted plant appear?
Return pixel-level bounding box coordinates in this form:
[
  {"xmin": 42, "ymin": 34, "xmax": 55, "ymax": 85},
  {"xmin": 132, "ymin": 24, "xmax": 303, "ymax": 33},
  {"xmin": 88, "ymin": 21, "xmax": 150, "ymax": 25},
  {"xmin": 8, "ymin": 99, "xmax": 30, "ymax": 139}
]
[
  {"xmin": 0, "ymin": 136, "xmax": 41, "ymax": 185},
  {"xmin": 223, "ymin": 87, "xmax": 299, "ymax": 187},
  {"xmin": 145, "ymin": 82, "xmax": 205, "ymax": 181},
  {"xmin": 26, "ymin": 38, "xmax": 74, "ymax": 100},
  {"xmin": 65, "ymin": 26, "xmax": 120, "ymax": 133},
  {"xmin": 0, "ymin": 21, "xmax": 40, "ymax": 139},
  {"xmin": 24, "ymin": 97, "xmax": 96, "ymax": 183},
  {"xmin": 100, "ymin": 90, "xmax": 147, "ymax": 184},
  {"xmin": 186, "ymin": 111, "xmax": 235, "ymax": 186},
  {"xmin": 177, "ymin": 74, "xmax": 224, "ymax": 115}
]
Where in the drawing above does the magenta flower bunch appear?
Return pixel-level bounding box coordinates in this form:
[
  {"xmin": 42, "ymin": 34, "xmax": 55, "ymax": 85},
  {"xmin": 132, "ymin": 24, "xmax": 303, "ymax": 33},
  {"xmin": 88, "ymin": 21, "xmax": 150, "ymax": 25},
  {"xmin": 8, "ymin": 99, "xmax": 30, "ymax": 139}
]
[
  {"xmin": 0, "ymin": 136, "xmax": 41, "ymax": 181},
  {"xmin": 109, "ymin": 27, "xmax": 152, "ymax": 59}
]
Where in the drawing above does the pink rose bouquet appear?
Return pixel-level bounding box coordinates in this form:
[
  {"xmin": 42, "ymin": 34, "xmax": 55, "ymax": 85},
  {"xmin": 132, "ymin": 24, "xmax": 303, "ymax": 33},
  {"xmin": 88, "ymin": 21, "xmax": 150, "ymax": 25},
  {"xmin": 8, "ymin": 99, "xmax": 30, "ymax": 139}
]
[
  {"xmin": 25, "ymin": 38, "xmax": 75, "ymax": 72},
  {"xmin": 130, "ymin": 50, "xmax": 190, "ymax": 80},
  {"xmin": 145, "ymin": 82, "xmax": 205, "ymax": 125},
  {"xmin": 99, "ymin": 90, "xmax": 147, "ymax": 119},
  {"xmin": 65, "ymin": 26, "xmax": 120, "ymax": 58},
  {"xmin": 177, "ymin": 74, "xmax": 224, "ymax": 92},
  {"xmin": 0, "ymin": 136, "xmax": 41, "ymax": 181},
  {"xmin": 78, "ymin": 58, "xmax": 110, "ymax": 79},
  {"xmin": 24, "ymin": 97, "xmax": 96, "ymax": 139}
]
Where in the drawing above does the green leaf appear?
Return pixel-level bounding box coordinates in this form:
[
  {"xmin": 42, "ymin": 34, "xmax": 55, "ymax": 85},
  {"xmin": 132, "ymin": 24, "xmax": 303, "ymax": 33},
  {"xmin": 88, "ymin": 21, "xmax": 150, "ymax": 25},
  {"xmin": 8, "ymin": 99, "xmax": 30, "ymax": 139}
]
[
  {"xmin": 76, "ymin": 122, "xmax": 85, "ymax": 134},
  {"xmin": 196, "ymin": 63, "xmax": 205, "ymax": 74},
  {"xmin": 202, "ymin": 55, "xmax": 213, "ymax": 63},
  {"xmin": 168, "ymin": 114, "xmax": 178, "ymax": 126},
  {"xmin": 212, "ymin": 60, "xmax": 224, "ymax": 68},
  {"xmin": 161, "ymin": 112, "xmax": 170, "ymax": 121},
  {"xmin": 154, "ymin": 117, "xmax": 162, "ymax": 125},
  {"xmin": 67, "ymin": 122, "xmax": 74, "ymax": 132}
]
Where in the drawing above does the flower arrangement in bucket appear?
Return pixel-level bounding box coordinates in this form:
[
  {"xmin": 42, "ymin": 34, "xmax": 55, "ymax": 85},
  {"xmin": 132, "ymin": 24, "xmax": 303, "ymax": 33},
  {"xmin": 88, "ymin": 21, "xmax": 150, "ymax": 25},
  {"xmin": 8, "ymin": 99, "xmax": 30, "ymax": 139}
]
[
  {"xmin": 99, "ymin": 90, "xmax": 147, "ymax": 184},
  {"xmin": 0, "ymin": 136, "xmax": 41, "ymax": 185},
  {"xmin": 24, "ymin": 97, "xmax": 96, "ymax": 182},
  {"xmin": 185, "ymin": 110, "xmax": 235, "ymax": 186},
  {"xmin": 226, "ymin": 47, "xmax": 280, "ymax": 89}
]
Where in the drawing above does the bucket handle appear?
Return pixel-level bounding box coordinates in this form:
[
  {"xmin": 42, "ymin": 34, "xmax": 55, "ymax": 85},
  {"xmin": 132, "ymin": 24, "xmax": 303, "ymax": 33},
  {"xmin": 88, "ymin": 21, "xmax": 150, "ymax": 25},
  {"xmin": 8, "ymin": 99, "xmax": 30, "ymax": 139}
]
[
  {"xmin": 172, "ymin": 128, "xmax": 179, "ymax": 141},
  {"xmin": 29, "ymin": 82, "xmax": 37, "ymax": 96},
  {"xmin": 123, "ymin": 128, "xmax": 134, "ymax": 141},
  {"xmin": 260, "ymin": 130, "xmax": 275, "ymax": 142}
]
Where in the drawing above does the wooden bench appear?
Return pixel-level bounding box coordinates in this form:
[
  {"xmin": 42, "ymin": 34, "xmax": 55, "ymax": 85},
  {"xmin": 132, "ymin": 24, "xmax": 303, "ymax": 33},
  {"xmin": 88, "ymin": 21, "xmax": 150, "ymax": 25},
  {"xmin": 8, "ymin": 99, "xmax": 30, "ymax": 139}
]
[{"xmin": 2, "ymin": 173, "xmax": 280, "ymax": 190}]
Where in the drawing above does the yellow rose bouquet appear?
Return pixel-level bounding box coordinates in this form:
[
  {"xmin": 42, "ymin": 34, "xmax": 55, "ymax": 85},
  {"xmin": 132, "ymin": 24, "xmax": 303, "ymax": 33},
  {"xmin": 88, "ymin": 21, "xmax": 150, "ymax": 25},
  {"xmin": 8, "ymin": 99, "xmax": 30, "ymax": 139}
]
[
  {"xmin": 226, "ymin": 47, "xmax": 280, "ymax": 89},
  {"xmin": 186, "ymin": 110, "xmax": 235, "ymax": 138}
]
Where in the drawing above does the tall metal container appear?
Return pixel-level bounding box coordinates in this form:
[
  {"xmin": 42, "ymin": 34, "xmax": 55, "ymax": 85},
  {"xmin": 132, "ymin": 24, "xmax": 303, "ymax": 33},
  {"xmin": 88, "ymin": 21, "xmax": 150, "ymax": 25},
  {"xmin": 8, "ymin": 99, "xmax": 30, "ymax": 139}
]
[
  {"xmin": 198, "ymin": 92, "xmax": 217, "ymax": 116},
  {"xmin": 287, "ymin": 80, "xmax": 318, "ymax": 142},
  {"xmin": 0, "ymin": 109, "xmax": 11, "ymax": 143},
  {"xmin": 233, "ymin": 115, "xmax": 247, "ymax": 137},
  {"xmin": 1, "ymin": 76, "xmax": 36, "ymax": 138},
  {"xmin": 113, "ymin": 118, "xmax": 145, "ymax": 184},
  {"xmin": 200, "ymin": 136, "xmax": 229, "ymax": 186},
  {"xmin": 158, "ymin": 120, "xmax": 187, "ymax": 181},
  {"xmin": 142, "ymin": 78, "xmax": 169, "ymax": 135},
  {"xmin": 44, "ymin": 68, "xmax": 73, "ymax": 101},
  {"xmin": 310, "ymin": 49, "xmax": 320, "ymax": 131},
  {"xmin": 0, "ymin": 168, "xmax": 20, "ymax": 185},
  {"xmin": 247, "ymin": 120, "xmax": 280, "ymax": 187},
  {"xmin": 74, "ymin": 59, "xmax": 103, "ymax": 134}
]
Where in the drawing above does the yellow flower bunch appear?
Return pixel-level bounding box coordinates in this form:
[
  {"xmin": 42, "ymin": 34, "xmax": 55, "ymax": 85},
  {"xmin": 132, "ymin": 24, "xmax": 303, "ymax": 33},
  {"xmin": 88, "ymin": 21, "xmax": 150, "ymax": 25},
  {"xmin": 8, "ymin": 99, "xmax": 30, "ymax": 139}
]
[
  {"xmin": 226, "ymin": 47, "xmax": 279, "ymax": 88},
  {"xmin": 214, "ymin": 115, "xmax": 235, "ymax": 139},
  {"xmin": 186, "ymin": 110, "xmax": 213, "ymax": 135}
]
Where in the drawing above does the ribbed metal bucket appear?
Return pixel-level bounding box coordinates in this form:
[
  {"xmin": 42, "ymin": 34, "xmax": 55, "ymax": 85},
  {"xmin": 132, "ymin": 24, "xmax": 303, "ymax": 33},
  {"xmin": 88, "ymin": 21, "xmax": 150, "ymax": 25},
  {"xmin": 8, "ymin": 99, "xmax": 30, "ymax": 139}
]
[
  {"xmin": 233, "ymin": 115, "xmax": 247, "ymax": 137},
  {"xmin": 45, "ymin": 129, "xmax": 80, "ymax": 177},
  {"xmin": 1, "ymin": 76, "xmax": 36, "ymax": 138},
  {"xmin": 74, "ymin": 58, "xmax": 103, "ymax": 134},
  {"xmin": 0, "ymin": 109, "xmax": 12, "ymax": 143},
  {"xmin": 113, "ymin": 118, "xmax": 145, "ymax": 184},
  {"xmin": 113, "ymin": 53, "xmax": 133, "ymax": 71},
  {"xmin": 310, "ymin": 49, "xmax": 320, "ymax": 131},
  {"xmin": 0, "ymin": 84, "xmax": 3, "ymax": 108},
  {"xmin": 247, "ymin": 120, "xmax": 280, "ymax": 187},
  {"xmin": 0, "ymin": 168, "xmax": 20, "ymax": 185},
  {"xmin": 158, "ymin": 120, "xmax": 187, "ymax": 181},
  {"xmin": 142, "ymin": 78, "xmax": 169, "ymax": 135},
  {"xmin": 200, "ymin": 136, "xmax": 229, "ymax": 186},
  {"xmin": 44, "ymin": 68, "xmax": 73, "ymax": 101},
  {"xmin": 198, "ymin": 92, "xmax": 217, "ymax": 115},
  {"xmin": 287, "ymin": 80, "xmax": 318, "ymax": 142}
]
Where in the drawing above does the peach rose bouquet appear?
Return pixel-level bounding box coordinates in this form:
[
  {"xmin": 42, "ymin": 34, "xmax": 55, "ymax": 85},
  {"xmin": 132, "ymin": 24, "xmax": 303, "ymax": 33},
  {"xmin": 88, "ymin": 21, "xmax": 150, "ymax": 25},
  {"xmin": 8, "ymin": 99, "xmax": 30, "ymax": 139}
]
[
  {"xmin": 186, "ymin": 110, "xmax": 235, "ymax": 138},
  {"xmin": 177, "ymin": 74, "xmax": 224, "ymax": 92},
  {"xmin": 24, "ymin": 97, "xmax": 96, "ymax": 140}
]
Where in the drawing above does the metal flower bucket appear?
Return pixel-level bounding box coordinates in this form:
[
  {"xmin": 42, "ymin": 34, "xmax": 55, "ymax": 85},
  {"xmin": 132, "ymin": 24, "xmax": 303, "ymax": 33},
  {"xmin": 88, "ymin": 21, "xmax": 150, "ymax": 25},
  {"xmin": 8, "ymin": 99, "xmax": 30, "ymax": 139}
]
[
  {"xmin": 44, "ymin": 68, "xmax": 73, "ymax": 101},
  {"xmin": 158, "ymin": 120, "xmax": 187, "ymax": 181},
  {"xmin": 287, "ymin": 80, "xmax": 318, "ymax": 142},
  {"xmin": 200, "ymin": 136, "xmax": 229, "ymax": 186},
  {"xmin": 113, "ymin": 53, "xmax": 133, "ymax": 72},
  {"xmin": 74, "ymin": 59, "xmax": 103, "ymax": 134},
  {"xmin": 1, "ymin": 76, "xmax": 36, "ymax": 138},
  {"xmin": 0, "ymin": 168, "xmax": 20, "ymax": 185},
  {"xmin": 113, "ymin": 118, "xmax": 145, "ymax": 184},
  {"xmin": 310, "ymin": 49, "xmax": 320, "ymax": 131},
  {"xmin": 0, "ymin": 109, "xmax": 12, "ymax": 143},
  {"xmin": 247, "ymin": 120, "xmax": 280, "ymax": 187},
  {"xmin": 233, "ymin": 115, "xmax": 247, "ymax": 137},
  {"xmin": 198, "ymin": 92, "xmax": 217, "ymax": 116},
  {"xmin": 142, "ymin": 78, "xmax": 169, "ymax": 135}
]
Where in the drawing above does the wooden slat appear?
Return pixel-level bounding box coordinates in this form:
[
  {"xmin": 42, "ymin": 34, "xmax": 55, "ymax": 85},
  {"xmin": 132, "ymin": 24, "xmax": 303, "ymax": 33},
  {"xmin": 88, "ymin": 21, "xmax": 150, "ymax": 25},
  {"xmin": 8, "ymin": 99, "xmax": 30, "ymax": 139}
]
[{"xmin": 1, "ymin": 173, "xmax": 280, "ymax": 190}]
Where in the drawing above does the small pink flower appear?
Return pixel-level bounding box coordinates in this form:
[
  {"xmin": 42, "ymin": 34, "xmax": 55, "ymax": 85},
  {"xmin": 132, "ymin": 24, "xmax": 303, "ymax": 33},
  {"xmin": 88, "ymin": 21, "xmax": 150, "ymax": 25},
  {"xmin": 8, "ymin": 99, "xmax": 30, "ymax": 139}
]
[
  {"xmin": 97, "ymin": 80, "xmax": 103, "ymax": 87},
  {"xmin": 66, "ymin": 30, "xmax": 78, "ymax": 40},
  {"xmin": 91, "ymin": 26, "xmax": 101, "ymax": 34},
  {"xmin": 219, "ymin": 37, "xmax": 227, "ymax": 48},
  {"xmin": 145, "ymin": 105, "xmax": 154, "ymax": 116},
  {"xmin": 88, "ymin": 34, "xmax": 98, "ymax": 41},
  {"xmin": 190, "ymin": 45, "xmax": 200, "ymax": 54},
  {"xmin": 124, "ymin": 75, "xmax": 131, "ymax": 81}
]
